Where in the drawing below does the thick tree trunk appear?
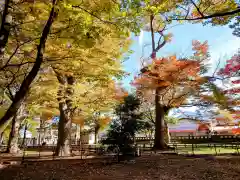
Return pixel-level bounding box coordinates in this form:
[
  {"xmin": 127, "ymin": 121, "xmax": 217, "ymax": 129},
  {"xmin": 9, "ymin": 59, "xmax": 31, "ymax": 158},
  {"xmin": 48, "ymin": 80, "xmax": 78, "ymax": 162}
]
[
  {"xmin": 55, "ymin": 102, "xmax": 72, "ymax": 156},
  {"xmin": 0, "ymin": 0, "xmax": 11, "ymax": 58},
  {"xmin": 154, "ymin": 88, "xmax": 167, "ymax": 150},
  {"xmin": 6, "ymin": 115, "xmax": 20, "ymax": 153},
  {"xmin": 0, "ymin": 0, "xmax": 58, "ymax": 132},
  {"xmin": 54, "ymin": 74, "xmax": 74, "ymax": 156},
  {"xmin": 6, "ymin": 104, "xmax": 25, "ymax": 153}
]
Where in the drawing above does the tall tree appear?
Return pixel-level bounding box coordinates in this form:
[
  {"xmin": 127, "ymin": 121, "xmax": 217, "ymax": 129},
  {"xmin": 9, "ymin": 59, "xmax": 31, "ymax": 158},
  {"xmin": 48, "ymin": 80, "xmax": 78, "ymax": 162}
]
[
  {"xmin": 133, "ymin": 53, "xmax": 205, "ymax": 149},
  {"xmin": 46, "ymin": 0, "xmax": 132, "ymax": 155},
  {"xmin": 0, "ymin": 0, "xmax": 139, "ymax": 134},
  {"xmin": 0, "ymin": 0, "xmax": 58, "ymax": 131},
  {"xmin": 135, "ymin": 1, "xmax": 177, "ymax": 150}
]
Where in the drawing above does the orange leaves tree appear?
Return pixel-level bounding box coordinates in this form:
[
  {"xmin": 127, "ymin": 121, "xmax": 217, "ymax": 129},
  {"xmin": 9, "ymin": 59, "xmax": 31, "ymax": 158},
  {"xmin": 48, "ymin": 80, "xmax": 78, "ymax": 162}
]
[
  {"xmin": 133, "ymin": 55, "xmax": 204, "ymax": 149},
  {"xmin": 199, "ymin": 50, "xmax": 240, "ymax": 123},
  {"xmin": 72, "ymin": 81, "xmax": 128, "ymax": 144}
]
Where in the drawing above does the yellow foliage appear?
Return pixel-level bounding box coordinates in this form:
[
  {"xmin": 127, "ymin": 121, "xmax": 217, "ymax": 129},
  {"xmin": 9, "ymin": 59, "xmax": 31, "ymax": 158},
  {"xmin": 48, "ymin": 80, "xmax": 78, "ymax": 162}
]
[
  {"xmin": 72, "ymin": 116, "xmax": 85, "ymax": 126},
  {"xmin": 218, "ymin": 109, "xmax": 234, "ymax": 121}
]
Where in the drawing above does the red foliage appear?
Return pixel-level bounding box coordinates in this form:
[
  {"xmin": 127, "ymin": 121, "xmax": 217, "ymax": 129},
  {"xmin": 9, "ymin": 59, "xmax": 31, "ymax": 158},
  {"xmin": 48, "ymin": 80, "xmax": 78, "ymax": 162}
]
[
  {"xmin": 218, "ymin": 51, "xmax": 240, "ymax": 95},
  {"xmin": 218, "ymin": 52, "xmax": 240, "ymax": 76},
  {"xmin": 114, "ymin": 85, "xmax": 128, "ymax": 101},
  {"xmin": 232, "ymin": 80, "xmax": 240, "ymax": 84},
  {"xmin": 224, "ymin": 88, "xmax": 240, "ymax": 94},
  {"xmin": 132, "ymin": 55, "xmax": 204, "ymax": 107},
  {"xmin": 192, "ymin": 40, "xmax": 209, "ymax": 57}
]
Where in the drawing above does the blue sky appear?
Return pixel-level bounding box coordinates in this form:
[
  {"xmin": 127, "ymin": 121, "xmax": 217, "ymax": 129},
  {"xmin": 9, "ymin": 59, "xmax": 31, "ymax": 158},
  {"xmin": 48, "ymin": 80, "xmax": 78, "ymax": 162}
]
[{"xmin": 122, "ymin": 22, "xmax": 239, "ymax": 91}]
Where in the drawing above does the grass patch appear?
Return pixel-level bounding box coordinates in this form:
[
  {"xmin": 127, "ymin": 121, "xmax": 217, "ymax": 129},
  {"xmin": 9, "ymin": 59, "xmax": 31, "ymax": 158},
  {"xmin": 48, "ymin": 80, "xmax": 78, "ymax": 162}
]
[{"xmin": 175, "ymin": 145, "xmax": 240, "ymax": 155}]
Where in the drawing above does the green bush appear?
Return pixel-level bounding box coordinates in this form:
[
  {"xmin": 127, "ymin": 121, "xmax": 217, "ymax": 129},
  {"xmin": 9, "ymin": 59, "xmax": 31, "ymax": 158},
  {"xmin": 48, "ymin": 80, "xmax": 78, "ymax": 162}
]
[{"xmin": 102, "ymin": 94, "xmax": 143, "ymax": 158}]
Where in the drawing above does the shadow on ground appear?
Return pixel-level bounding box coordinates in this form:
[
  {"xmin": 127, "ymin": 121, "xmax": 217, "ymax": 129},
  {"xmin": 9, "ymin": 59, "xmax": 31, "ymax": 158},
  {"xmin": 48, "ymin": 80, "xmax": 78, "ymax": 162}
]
[{"xmin": 0, "ymin": 154, "xmax": 240, "ymax": 180}]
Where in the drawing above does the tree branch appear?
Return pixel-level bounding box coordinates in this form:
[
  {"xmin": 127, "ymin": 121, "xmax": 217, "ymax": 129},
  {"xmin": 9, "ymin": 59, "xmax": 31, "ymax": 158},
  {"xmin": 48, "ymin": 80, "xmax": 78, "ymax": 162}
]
[
  {"xmin": 190, "ymin": 0, "xmax": 204, "ymax": 17},
  {"xmin": 0, "ymin": 0, "xmax": 58, "ymax": 130},
  {"xmin": 171, "ymin": 8, "xmax": 240, "ymax": 21}
]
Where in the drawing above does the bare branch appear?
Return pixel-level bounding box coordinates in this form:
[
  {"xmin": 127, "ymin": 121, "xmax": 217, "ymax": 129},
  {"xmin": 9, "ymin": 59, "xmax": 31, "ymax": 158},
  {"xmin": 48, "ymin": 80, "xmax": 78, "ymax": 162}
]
[
  {"xmin": 190, "ymin": 0, "xmax": 204, "ymax": 17},
  {"xmin": 212, "ymin": 59, "xmax": 221, "ymax": 77},
  {"xmin": 171, "ymin": 7, "xmax": 240, "ymax": 21}
]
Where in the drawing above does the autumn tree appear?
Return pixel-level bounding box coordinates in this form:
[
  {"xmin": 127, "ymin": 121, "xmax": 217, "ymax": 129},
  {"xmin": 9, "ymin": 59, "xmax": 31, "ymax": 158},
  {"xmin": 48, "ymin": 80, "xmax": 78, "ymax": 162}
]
[
  {"xmin": 78, "ymin": 82, "xmax": 127, "ymax": 144},
  {"xmin": 0, "ymin": 0, "xmax": 59, "ymax": 132},
  {"xmin": 0, "ymin": 0, "xmax": 136, "ymax": 155},
  {"xmin": 199, "ymin": 50, "xmax": 240, "ymax": 122},
  {"xmin": 45, "ymin": 0, "xmax": 132, "ymax": 155},
  {"xmin": 3, "ymin": 67, "xmax": 60, "ymax": 153},
  {"xmin": 0, "ymin": 0, "xmax": 134, "ymax": 132},
  {"xmin": 133, "ymin": 48, "xmax": 206, "ymax": 149},
  {"xmin": 218, "ymin": 50, "xmax": 240, "ymax": 95},
  {"xmin": 51, "ymin": 43, "xmax": 130, "ymax": 156}
]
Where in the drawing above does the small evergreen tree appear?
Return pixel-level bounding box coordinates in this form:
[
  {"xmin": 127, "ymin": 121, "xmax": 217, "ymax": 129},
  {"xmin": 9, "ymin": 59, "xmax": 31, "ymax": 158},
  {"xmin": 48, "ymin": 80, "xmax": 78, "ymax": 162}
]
[{"xmin": 102, "ymin": 94, "xmax": 143, "ymax": 157}]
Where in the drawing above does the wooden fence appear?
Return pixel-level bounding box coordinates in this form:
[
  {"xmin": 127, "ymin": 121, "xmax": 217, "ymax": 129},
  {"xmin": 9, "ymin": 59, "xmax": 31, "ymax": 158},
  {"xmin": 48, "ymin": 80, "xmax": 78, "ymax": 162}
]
[
  {"xmin": 102, "ymin": 135, "xmax": 240, "ymax": 144},
  {"xmin": 1, "ymin": 135, "xmax": 240, "ymax": 163}
]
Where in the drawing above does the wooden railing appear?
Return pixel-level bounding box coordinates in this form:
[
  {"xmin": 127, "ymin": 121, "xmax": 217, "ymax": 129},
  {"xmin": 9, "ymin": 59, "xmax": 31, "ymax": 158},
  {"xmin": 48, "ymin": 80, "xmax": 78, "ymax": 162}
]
[{"xmin": 1, "ymin": 135, "xmax": 240, "ymax": 149}]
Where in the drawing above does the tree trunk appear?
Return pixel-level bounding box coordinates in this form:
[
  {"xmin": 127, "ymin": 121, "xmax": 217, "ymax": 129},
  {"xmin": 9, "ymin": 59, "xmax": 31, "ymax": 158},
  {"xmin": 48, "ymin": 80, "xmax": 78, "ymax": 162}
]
[
  {"xmin": 150, "ymin": 129, "xmax": 154, "ymax": 139},
  {"xmin": 6, "ymin": 115, "xmax": 20, "ymax": 153},
  {"xmin": 0, "ymin": 131, "xmax": 4, "ymax": 145},
  {"xmin": 21, "ymin": 124, "xmax": 27, "ymax": 147},
  {"xmin": 54, "ymin": 73, "xmax": 74, "ymax": 156},
  {"xmin": 38, "ymin": 119, "xmax": 46, "ymax": 144},
  {"xmin": 79, "ymin": 126, "xmax": 82, "ymax": 146},
  {"xmin": 94, "ymin": 125, "xmax": 100, "ymax": 144},
  {"xmin": 154, "ymin": 88, "xmax": 167, "ymax": 150},
  {"xmin": 94, "ymin": 128, "xmax": 98, "ymax": 144},
  {"xmin": 0, "ymin": 0, "xmax": 58, "ymax": 132},
  {"xmin": 6, "ymin": 103, "xmax": 25, "ymax": 153},
  {"xmin": 164, "ymin": 121, "xmax": 171, "ymax": 144},
  {"xmin": 55, "ymin": 101, "xmax": 72, "ymax": 156},
  {"xmin": 75, "ymin": 124, "xmax": 80, "ymax": 145},
  {"xmin": 94, "ymin": 132, "xmax": 97, "ymax": 144},
  {"xmin": 0, "ymin": 0, "xmax": 11, "ymax": 58}
]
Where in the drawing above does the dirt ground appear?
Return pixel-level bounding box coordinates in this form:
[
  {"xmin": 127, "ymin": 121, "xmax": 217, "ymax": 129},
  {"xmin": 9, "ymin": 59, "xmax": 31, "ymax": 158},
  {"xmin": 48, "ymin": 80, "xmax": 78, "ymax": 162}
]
[{"xmin": 0, "ymin": 154, "xmax": 240, "ymax": 180}]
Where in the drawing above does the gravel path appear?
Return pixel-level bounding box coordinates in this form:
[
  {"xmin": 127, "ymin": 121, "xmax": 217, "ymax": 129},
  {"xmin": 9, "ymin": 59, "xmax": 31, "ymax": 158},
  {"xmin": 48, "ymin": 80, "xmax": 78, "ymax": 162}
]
[{"xmin": 0, "ymin": 154, "xmax": 240, "ymax": 180}]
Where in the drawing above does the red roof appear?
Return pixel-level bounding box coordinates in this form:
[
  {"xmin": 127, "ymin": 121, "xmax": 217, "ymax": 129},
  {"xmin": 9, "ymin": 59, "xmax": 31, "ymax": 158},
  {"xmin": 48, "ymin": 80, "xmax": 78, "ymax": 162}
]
[
  {"xmin": 169, "ymin": 129, "xmax": 196, "ymax": 133},
  {"xmin": 232, "ymin": 128, "xmax": 240, "ymax": 134}
]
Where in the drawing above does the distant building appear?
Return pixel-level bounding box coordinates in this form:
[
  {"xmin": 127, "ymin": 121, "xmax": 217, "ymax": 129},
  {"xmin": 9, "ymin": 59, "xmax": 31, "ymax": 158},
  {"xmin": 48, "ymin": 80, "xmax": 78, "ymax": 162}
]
[
  {"xmin": 169, "ymin": 119, "xmax": 240, "ymax": 136},
  {"xmin": 34, "ymin": 123, "xmax": 96, "ymax": 146}
]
